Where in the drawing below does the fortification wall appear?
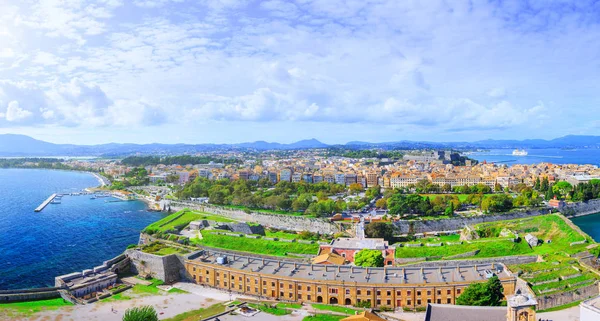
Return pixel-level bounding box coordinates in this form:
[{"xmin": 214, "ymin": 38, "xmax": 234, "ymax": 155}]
[
  {"xmin": 392, "ymin": 208, "xmax": 553, "ymax": 234},
  {"xmin": 169, "ymin": 202, "xmax": 340, "ymax": 234},
  {"xmin": 537, "ymin": 282, "xmax": 599, "ymax": 311},
  {"xmin": 398, "ymin": 255, "xmax": 538, "ymax": 268},
  {"xmin": 0, "ymin": 288, "xmax": 60, "ymax": 303},
  {"xmin": 125, "ymin": 249, "xmax": 182, "ymax": 284},
  {"xmin": 560, "ymin": 199, "xmax": 600, "ymax": 217}
]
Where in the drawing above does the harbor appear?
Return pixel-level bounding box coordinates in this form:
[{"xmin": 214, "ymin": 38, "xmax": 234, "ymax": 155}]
[{"xmin": 34, "ymin": 193, "xmax": 57, "ymax": 212}]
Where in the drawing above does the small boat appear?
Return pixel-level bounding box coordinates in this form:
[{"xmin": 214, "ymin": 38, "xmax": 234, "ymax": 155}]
[
  {"xmin": 51, "ymin": 199, "xmax": 61, "ymax": 204},
  {"xmin": 90, "ymin": 196, "xmax": 96, "ymax": 200},
  {"xmin": 512, "ymin": 149, "xmax": 528, "ymax": 156}
]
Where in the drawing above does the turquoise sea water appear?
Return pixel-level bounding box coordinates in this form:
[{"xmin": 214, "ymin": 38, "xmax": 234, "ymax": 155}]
[
  {"xmin": 469, "ymin": 148, "xmax": 600, "ymax": 166},
  {"xmin": 571, "ymin": 214, "xmax": 600, "ymax": 243},
  {"xmin": 0, "ymin": 169, "xmax": 167, "ymax": 290}
]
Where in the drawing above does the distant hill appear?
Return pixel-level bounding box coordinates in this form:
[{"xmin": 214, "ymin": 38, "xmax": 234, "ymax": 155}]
[{"xmin": 0, "ymin": 134, "xmax": 599, "ymax": 157}]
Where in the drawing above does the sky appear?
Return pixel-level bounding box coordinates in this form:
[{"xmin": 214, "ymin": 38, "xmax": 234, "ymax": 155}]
[{"xmin": 0, "ymin": 0, "xmax": 599, "ymax": 145}]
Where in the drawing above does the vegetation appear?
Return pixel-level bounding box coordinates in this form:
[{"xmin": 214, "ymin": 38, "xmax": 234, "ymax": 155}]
[
  {"xmin": 456, "ymin": 276, "xmax": 504, "ymax": 306},
  {"xmin": 123, "ymin": 306, "xmax": 158, "ymax": 321},
  {"xmin": 140, "ymin": 242, "xmax": 190, "ymax": 256},
  {"xmin": 0, "ymin": 298, "xmax": 72, "ymax": 317},
  {"xmin": 354, "ymin": 249, "xmax": 384, "ymax": 267},
  {"xmin": 144, "ymin": 209, "xmax": 234, "ymax": 234},
  {"xmin": 121, "ymin": 155, "xmax": 241, "ymax": 166},
  {"xmin": 248, "ymin": 303, "xmax": 291, "ymax": 315},
  {"xmin": 191, "ymin": 232, "xmax": 319, "ymax": 257},
  {"xmin": 303, "ymin": 315, "xmax": 346, "ymax": 321},
  {"xmin": 163, "ymin": 303, "xmax": 227, "ymax": 321},
  {"xmin": 276, "ymin": 302, "xmax": 303, "ymax": 309},
  {"xmin": 311, "ymin": 303, "xmax": 359, "ymax": 315},
  {"xmin": 111, "ymin": 167, "xmax": 149, "ymax": 189},
  {"xmin": 365, "ymin": 222, "xmax": 394, "ymax": 241}
]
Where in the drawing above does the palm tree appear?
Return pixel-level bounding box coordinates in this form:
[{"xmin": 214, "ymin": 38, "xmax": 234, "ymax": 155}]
[{"xmin": 122, "ymin": 306, "xmax": 158, "ymax": 321}]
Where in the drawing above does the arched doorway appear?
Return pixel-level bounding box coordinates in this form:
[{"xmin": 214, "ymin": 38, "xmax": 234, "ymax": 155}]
[
  {"xmin": 345, "ymin": 298, "xmax": 352, "ymax": 305},
  {"xmin": 330, "ymin": 297, "xmax": 338, "ymax": 304},
  {"xmin": 316, "ymin": 296, "xmax": 323, "ymax": 303}
]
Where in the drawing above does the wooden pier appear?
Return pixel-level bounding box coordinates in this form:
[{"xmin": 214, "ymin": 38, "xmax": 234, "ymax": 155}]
[{"xmin": 35, "ymin": 194, "xmax": 57, "ymax": 212}]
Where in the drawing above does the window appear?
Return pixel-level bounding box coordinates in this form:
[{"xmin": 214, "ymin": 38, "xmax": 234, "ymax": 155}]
[
  {"xmin": 377, "ymin": 290, "xmax": 381, "ymax": 296},
  {"xmin": 255, "ymin": 279, "xmax": 258, "ymax": 284},
  {"xmin": 263, "ymin": 281, "xmax": 267, "ymax": 286},
  {"xmin": 255, "ymin": 287, "xmax": 258, "ymax": 293},
  {"xmin": 307, "ymin": 295, "xmax": 311, "ymax": 300},
  {"xmin": 407, "ymin": 300, "xmax": 412, "ymax": 305},
  {"xmin": 437, "ymin": 290, "xmax": 441, "ymax": 295},
  {"xmin": 289, "ymin": 293, "xmax": 293, "ymax": 298},
  {"xmin": 206, "ymin": 271, "xmax": 209, "ymax": 275},
  {"xmin": 216, "ymin": 272, "xmax": 219, "ymax": 277},
  {"xmin": 377, "ymin": 299, "xmax": 381, "ymax": 305},
  {"xmin": 193, "ymin": 267, "xmax": 196, "ymax": 272},
  {"xmin": 346, "ymin": 289, "xmax": 350, "ymax": 295},
  {"xmin": 330, "ymin": 288, "xmax": 338, "ymax": 294},
  {"xmin": 272, "ymin": 282, "xmax": 275, "ymax": 287},
  {"xmin": 280, "ymin": 292, "xmax": 284, "ymax": 297},
  {"xmin": 245, "ymin": 286, "xmax": 248, "ymax": 291},
  {"xmin": 206, "ymin": 278, "xmax": 210, "ymax": 282},
  {"xmin": 387, "ymin": 291, "xmax": 391, "ymax": 296},
  {"xmin": 263, "ymin": 289, "xmax": 267, "ymax": 294},
  {"xmin": 239, "ymin": 276, "xmax": 242, "ymax": 281},
  {"xmin": 317, "ymin": 287, "xmax": 322, "ymax": 293},
  {"xmin": 386, "ymin": 300, "xmax": 391, "ymax": 305},
  {"xmin": 447, "ymin": 298, "xmax": 451, "ymax": 304},
  {"xmin": 396, "ymin": 291, "xmax": 401, "ymax": 296},
  {"xmin": 427, "ymin": 299, "xmax": 431, "ymax": 304},
  {"xmin": 437, "ymin": 299, "xmax": 441, "ymax": 304},
  {"xmin": 447, "ymin": 289, "xmax": 451, "ymax": 295},
  {"xmin": 367, "ymin": 290, "xmax": 371, "ymax": 295},
  {"xmin": 457, "ymin": 289, "xmax": 461, "ymax": 294},
  {"xmin": 289, "ymin": 284, "xmax": 293, "ymax": 289},
  {"xmin": 417, "ymin": 291, "xmax": 421, "ymax": 296},
  {"xmin": 299, "ymin": 294, "xmax": 302, "ymax": 299},
  {"xmin": 193, "ymin": 275, "xmax": 196, "ymax": 280},
  {"xmin": 357, "ymin": 290, "xmax": 362, "ymax": 295},
  {"xmin": 224, "ymin": 282, "xmax": 227, "ymax": 287},
  {"xmin": 342, "ymin": 253, "xmax": 346, "ymax": 258},
  {"xmin": 239, "ymin": 285, "xmax": 242, "ymax": 290},
  {"xmin": 407, "ymin": 290, "xmax": 411, "ymax": 295},
  {"xmin": 231, "ymin": 276, "xmax": 235, "ymax": 280},
  {"xmin": 279, "ymin": 283, "xmax": 283, "ymax": 288},
  {"xmin": 298, "ymin": 285, "xmax": 302, "ymax": 290},
  {"xmin": 307, "ymin": 286, "xmax": 311, "ymax": 291},
  {"xmin": 417, "ymin": 299, "xmax": 421, "ymax": 305},
  {"xmin": 427, "ymin": 290, "xmax": 431, "ymax": 296}
]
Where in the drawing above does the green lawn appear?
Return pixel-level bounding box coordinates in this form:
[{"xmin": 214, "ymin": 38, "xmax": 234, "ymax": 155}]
[
  {"xmin": 163, "ymin": 302, "xmax": 227, "ymax": 321},
  {"xmin": 131, "ymin": 278, "xmax": 166, "ymax": 295},
  {"xmin": 191, "ymin": 232, "xmax": 319, "ymax": 257},
  {"xmin": 311, "ymin": 304, "xmax": 359, "ymax": 315},
  {"xmin": 0, "ymin": 298, "xmax": 72, "ymax": 317},
  {"xmin": 277, "ymin": 302, "xmax": 303, "ymax": 309},
  {"xmin": 303, "ymin": 315, "xmax": 346, "ymax": 321}
]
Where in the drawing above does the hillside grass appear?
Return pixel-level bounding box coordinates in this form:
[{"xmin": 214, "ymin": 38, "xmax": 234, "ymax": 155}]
[
  {"xmin": 396, "ymin": 214, "xmax": 592, "ymax": 259},
  {"xmin": 190, "ymin": 232, "xmax": 319, "ymax": 257},
  {"xmin": 0, "ymin": 298, "xmax": 72, "ymax": 317},
  {"xmin": 144, "ymin": 209, "xmax": 235, "ymax": 233},
  {"xmin": 163, "ymin": 302, "xmax": 227, "ymax": 321}
]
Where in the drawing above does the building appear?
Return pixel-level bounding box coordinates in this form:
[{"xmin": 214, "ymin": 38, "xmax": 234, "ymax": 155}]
[
  {"xmin": 319, "ymin": 238, "xmax": 395, "ymax": 266},
  {"xmin": 424, "ymin": 292, "xmax": 537, "ymax": 321},
  {"xmin": 184, "ymin": 249, "xmax": 516, "ymax": 309},
  {"xmin": 366, "ymin": 172, "xmax": 379, "ymax": 188},
  {"xmin": 279, "ymin": 169, "xmax": 292, "ymax": 182},
  {"xmin": 312, "ymin": 252, "xmax": 347, "ymax": 265},
  {"xmin": 581, "ymin": 295, "xmax": 600, "ymax": 321}
]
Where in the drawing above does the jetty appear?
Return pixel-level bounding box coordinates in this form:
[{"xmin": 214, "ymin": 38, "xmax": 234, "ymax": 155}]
[{"xmin": 35, "ymin": 194, "xmax": 57, "ymax": 212}]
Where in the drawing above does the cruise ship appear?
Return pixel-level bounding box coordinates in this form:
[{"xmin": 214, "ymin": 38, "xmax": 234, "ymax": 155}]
[{"xmin": 512, "ymin": 149, "xmax": 528, "ymax": 156}]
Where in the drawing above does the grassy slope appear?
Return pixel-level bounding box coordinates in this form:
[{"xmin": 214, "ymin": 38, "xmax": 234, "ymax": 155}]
[
  {"xmin": 303, "ymin": 315, "xmax": 346, "ymax": 321},
  {"xmin": 145, "ymin": 209, "xmax": 235, "ymax": 233},
  {"xmin": 163, "ymin": 303, "xmax": 227, "ymax": 321},
  {"xmin": 0, "ymin": 298, "xmax": 72, "ymax": 317},
  {"xmin": 311, "ymin": 304, "xmax": 359, "ymax": 315},
  {"xmin": 191, "ymin": 232, "xmax": 319, "ymax": 257}
]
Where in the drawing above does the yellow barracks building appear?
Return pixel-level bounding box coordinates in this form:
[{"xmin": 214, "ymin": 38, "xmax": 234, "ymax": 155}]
[{"xmin": 184, "ymin": 250, "xmax": 517, "ymax": 309}]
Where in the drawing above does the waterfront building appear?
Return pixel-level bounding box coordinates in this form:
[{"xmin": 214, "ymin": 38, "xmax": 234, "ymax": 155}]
[{"xmin": 184, "ymin": 249, "xmax": 516, "ymax": 309}]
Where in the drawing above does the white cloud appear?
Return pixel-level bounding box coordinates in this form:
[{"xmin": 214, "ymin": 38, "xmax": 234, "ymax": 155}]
[{"xmin": 5, "ymin": 101, "xmax": 33, "ymax": 122}]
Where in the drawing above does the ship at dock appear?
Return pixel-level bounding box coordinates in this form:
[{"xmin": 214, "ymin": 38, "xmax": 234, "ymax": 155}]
[{"xmin": 512, "ymin": 149, "xmax": 528, "ymax": 156}]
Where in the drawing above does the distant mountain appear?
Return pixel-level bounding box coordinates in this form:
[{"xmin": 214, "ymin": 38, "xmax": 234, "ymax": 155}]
[{"xmin": 0, "ymin": 134, "xmax": 599, "ymax": 157}]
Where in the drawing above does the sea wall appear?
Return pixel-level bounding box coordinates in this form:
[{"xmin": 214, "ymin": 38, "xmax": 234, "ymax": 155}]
[
  {"xmin": 169, "ymin": 201, "xmax": 340, "ymax": 234},
  {"xmin": 537, "ymin": 282, "xmax": 599, "ymax": 311},
  {"xmin": 125, "ymin": 249, "xmax": 183, "ymax": 284},
  {"xmin": 392, "ymin": 208, "xmax": 553, "ymax": 234},
  {"xmin": 0, "ymin": 287, "xmax": 61, "ymax": 303},
  {"xmin": 560, "ymin": 199, "xmax": 600, "ymax": 217}
]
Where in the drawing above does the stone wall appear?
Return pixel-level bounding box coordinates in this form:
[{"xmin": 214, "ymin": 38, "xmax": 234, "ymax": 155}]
[
  {"xmin": 398, "ymin": 255, "xmax": 538, "ymax": 268},
  {"xmin": 0, "ymin": 288, "xmax": 60, "ymax": 303},
  {"xmin": 393, "ymin": 208, "xmax": 553, "ymax": 234},
  {"xmin": 537, "ymin": 282, "xmax": 599, "ymax": 311},
  {"xmin": 170, "ymin": 202, "xmax": 340, "ymax": 234},
  {"xmin": 560, "ymin": 199, "xmax": 600, "ymax": 217},
  {"xmin": 125, "ymin": 249, "xmax": 183, "ymax": 284}
]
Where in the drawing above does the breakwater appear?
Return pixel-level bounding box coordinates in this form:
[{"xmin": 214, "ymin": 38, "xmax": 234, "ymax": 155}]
[{"xmin": 34, "ymin": 193, "xmax": 57, "ymax": 212}]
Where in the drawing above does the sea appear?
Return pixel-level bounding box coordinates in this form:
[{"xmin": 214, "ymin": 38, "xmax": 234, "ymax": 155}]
[
  {"xmin": 468, "ymin": 148, "xmax": 600, "ymax": 166},
  {"xmin": 0, "ymin": 169, "xmax": 167, "ymax": 290}
]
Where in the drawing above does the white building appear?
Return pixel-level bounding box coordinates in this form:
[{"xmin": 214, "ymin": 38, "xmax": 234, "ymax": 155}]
[{"xmin": 581, "ymin": 295, "xmax": 600, "ymax": 321}]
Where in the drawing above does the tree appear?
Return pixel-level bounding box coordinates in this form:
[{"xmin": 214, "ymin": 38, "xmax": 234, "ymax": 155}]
[
  {"xmin": 365, "ymin": 222, "xmax": 394, "ymax": 241},
  {"xmin": 349, "ymin": 183, "xmax": 364, "ymax": 195},
  {"xmin": 444, "ymin": 202, "xmax": 454, "ymax": 216},
  {"xmin": 123, "ymin": 306, "xmax": 158, "ymax": 321},
  {"xmin": 494, "ymin": 183, "xmax": 502, "ymax": 192},
  {"xmin": 480, "ymin": 194, "xmax": 513, "ymax": 213},
  {"xmin": 354, "ymin": 249, "xmax": 384, "ymax": 267},
  {"xmin": 442, "ymin": 183, "xmax": 452, "ymax": 193},
  {"xmin": 456, "ymin": 276, "xmax": 504, "ymax": 306},
  {"xmin": 375, "ymin": 198, "xmax": 387, "ymax": 209},
  {"xmin": 534, "ymin": 177, "xmax": 541, "ymax": 190},
  {"xmin": 553, "ymin": 181, "xmax": 573, "ymax": 199},
  {"xmin": 540, "ymin": 177, "xmax": 549, "ymax": 192}
]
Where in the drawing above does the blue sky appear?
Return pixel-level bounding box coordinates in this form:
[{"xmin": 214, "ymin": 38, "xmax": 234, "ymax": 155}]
[{"xmin": 0, "ymin": 0, "xmax": 599, "ymax": 144}]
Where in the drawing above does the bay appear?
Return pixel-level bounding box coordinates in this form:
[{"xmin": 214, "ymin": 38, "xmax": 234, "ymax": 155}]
[
  {"xmin": 0, "ymin": 169, "xmax": 167, "ymax": 290},
  {"xmin": 468, "ymin": 148, "xmax": 600, "ymax": 166}
]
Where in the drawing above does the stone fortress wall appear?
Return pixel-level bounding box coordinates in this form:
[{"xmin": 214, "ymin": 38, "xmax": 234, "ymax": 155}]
[{"xmin": 560, "ymin": 199, "xmax": 600, "ymax": 217}]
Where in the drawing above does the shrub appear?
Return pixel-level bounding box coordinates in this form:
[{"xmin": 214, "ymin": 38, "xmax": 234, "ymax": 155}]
[
  {"xmin": 122, "ymin": 306, "xmax": 158, "ymax": 321},
  {"xmin": 126, "ymin": 244, "xmax": 138, "ymax": 249},
  {"xmin": 355, "ymin": 301, "xmax": 371, "ymax": 308}
]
